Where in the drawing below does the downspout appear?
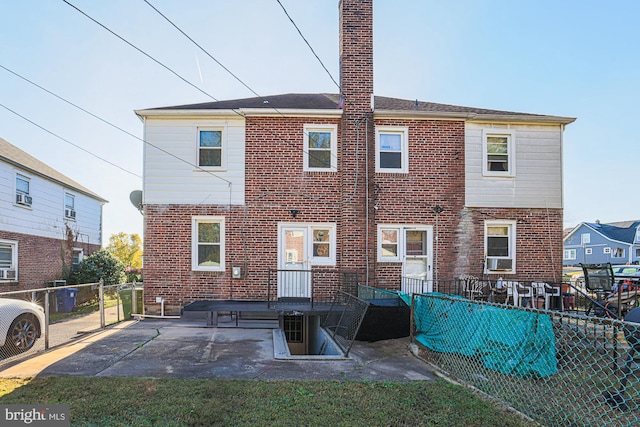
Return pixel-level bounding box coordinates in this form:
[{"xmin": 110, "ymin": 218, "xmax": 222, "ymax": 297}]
[{"xmin": 364, "ymin": 117, "xmax": 370, "ymax": 287}]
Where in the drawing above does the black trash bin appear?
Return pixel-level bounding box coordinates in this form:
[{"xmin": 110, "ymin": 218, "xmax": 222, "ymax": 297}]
[{"xmin": 55, "ymin": 288, "xmax": 78, "ymax": 313}]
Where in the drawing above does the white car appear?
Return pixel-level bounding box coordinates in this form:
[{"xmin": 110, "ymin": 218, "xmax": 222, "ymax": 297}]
[{"xmin": 0, "ymin": 298, "xmax": 45, "ymax": 356}]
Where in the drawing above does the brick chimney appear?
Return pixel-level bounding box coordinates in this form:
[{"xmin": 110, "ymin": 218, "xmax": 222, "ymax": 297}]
[
  {"xmin": 339, "ymin": 0, "xmax": 375, "ymax": 281},
  {"xmin": 339, "ymin": 0, "xmax": 374, "ymax": 111}
]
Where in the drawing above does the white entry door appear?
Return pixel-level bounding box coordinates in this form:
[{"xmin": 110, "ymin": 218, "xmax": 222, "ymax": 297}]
[
  {"xmin": 278, "ymin": 227, "xmax": 311, "ymax": 299},
  {"xmin": 402, "ymin": 227, "xmax": 433, "ymax": 293}
]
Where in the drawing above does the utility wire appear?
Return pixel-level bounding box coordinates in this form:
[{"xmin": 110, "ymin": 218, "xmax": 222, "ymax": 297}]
[
  {"xmin": 0, "ymin": 102, "xmax": 141, "ymax": 179},
  {"xmin": 142, "ymin": 0, "xmax": 260, "ymax": 99},
  {"xmin": 59, "ymin": 1, "xmax": 344, "ymax": 190},
  {"xmin": 0, "ymin": 64, "xmax": 231, "ymax": 184},
  {"xmin": 141, "ymin": 0, "xmax": 339, "ymax": 167},
  {"xmin": 275, "ymin": 0, "xmax": 340, "ymax": 92},
  {"xmin": 62, "ymin": 0, "xmax": 219, "ymax": 102}
]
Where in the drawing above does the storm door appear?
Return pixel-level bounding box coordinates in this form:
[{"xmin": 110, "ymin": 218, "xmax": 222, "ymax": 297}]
[
  {"xmin": 278, "ymin": 227, "xmax": 311, "ymax": 299},
  {"xmin": 402, "ymin": 228, "xmax": 433, "ymax": 292}
]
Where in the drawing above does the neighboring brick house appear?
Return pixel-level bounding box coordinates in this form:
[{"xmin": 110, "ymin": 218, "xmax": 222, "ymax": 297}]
[
  {"xmin": 563, "ymin": 220, "xmax": 640, "ymax": 266},
  {"xmin": 0, "ymin": 137, "xmax": 106, "ymax": 291},
  {"xmin": 136, "ymin": 0, "xmax": 575, "ymax": 315}
]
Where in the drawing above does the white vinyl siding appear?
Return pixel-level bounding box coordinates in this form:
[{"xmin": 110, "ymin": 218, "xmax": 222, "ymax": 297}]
[
  {"xmin": 465, "ymin": 123, "xmax": 563, "ymax": 208},
  {"xmin": 0, "ymin": 164, "xmax": 102, "ymax": 244},
  {"xmin": 143, "ymin": 118, "xmax": 245, "ymax": 205}
]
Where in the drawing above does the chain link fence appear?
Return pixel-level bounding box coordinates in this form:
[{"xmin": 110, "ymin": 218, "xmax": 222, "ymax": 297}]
[
  {"xmin": 0, "ymin": 281, "xmax": 143, "ymax": 366},
  {"xmin": 409, "ymin": 292, "xmax": 640, "ymax": 427}
]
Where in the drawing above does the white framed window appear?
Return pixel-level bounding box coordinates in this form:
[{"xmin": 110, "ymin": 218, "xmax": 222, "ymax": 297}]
[
  {"xmin": 484, "ymin": 220, "xmax": 516, "ymax": 274},
  {"xmin": 378, "ymin": 227, "xmax": 400, "ymax": 262},
  {"xmin": 376, "ymin": 127, "xmax": 409, "ymax": 173},
  {"xmin": 612, "ymin": 247, "xmax": 625, "ymax": 258},
  {"xmin": 482, "ymin": 129, "xmax": 515, "ymax": 177},
  {"xmin": 303, "ymin": 124, "xmax": 337, "ymax": 171},
  {"xmin": 0, "ymin": 240, "xmax": 18, "ymax": 281},
  {"xmin": 196, "ymin": 126, "xmax": 226, "ymax": 169},
  {"xmin": 65, "ymin": 192, "xmax": 76, "ymax": 220},
  {"xmin": 604, "ymin": 247, "xmax": 611, "ymax": 254},
  {"xmin": 636, "ymin": 228, "xmax": 640, "ymax": 244},
  {"xmin": 585, "ymin": 248, "xmax": 593, "ymax": 255},
  {"xmin": 72, "ymin": 248, "xmax": 84, "ymax": 273},
  {"xmin": 564, "ymin": 249, "xmax": 576, "ymax": 260},
  {"xmin": 307, "ymin": 225, "xmax": 336, "ymax": 265},
  {"xmin": 191, "ymin": 216, "xmax": 225, "ymax": 271},
  {"xmin": 635, "ymin": 248, "xmax": 640, "ymax": 258},
  {"xmin": 15, "ymin": 173, "xmax": 32, "ymax": 207},
  {"xmin": 581, "ymin": 233, "xmax": 591, "ymax": 245}
]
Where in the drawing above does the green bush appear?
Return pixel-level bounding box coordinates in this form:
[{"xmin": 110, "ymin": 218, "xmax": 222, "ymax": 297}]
[{"xmin": 72, "ymin": 249, "xmax": 126, "ymax": 286}]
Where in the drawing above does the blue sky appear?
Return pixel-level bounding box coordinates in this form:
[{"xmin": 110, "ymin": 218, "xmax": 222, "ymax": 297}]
[{"xmin": 1, "ymin": 0, "xmax": 638, "ymax": 241}]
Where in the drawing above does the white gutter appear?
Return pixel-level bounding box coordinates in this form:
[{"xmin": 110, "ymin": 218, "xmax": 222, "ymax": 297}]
[
  {"xmin": 135, "ymin": 108, "xmax": 343, "ymax": 119},
  {"xmin": 374, "ymin": 109, "xmax": 576, "ymax": 125}
]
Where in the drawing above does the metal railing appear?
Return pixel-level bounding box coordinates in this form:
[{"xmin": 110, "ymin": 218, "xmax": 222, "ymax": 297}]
[
  {"xmin": 322, "ymin": 290, "xmax": 369, "ymax": 357},
  {"xmin": 267, "ymin": 269, "xmax": 360, "ymax": 309},
  {"xmin": 409, "ymin": 292, "xmax": 640, "ymax": 426},
  {"xmin": 0, "ymin": 280, "xmax": 143, "ymax": 365}
]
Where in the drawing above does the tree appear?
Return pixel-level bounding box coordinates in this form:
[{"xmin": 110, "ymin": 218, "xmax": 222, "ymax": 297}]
[
  {"xmin": 106, "ymin": 233, "xmax": 143, "ymax": 270},
  {"xmin": 73, "ymin": 249, "xmax": 126, "ymax": 285}
]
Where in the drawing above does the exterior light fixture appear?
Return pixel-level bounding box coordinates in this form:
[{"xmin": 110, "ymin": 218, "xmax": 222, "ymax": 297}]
[{"xmin": 290, "ymin": 209, "xmax": 299, "ymax": 218}]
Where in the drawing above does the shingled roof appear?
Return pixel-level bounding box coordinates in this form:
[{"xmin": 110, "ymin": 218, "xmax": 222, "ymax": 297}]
[
  {"xmin": 584, "ymin": 221, "xmax": 640, "ymax": 244},
  {"xmin": 137, "ymin": 93, "xmax": 575, "ymax": 124},
  {"xmin": 0, "ymin": 137, "xmax": 107, "ymax": 202}
]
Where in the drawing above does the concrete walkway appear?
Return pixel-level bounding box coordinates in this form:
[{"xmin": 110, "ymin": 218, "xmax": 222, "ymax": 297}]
[{"xmin": 0, "ymin": 318, "xmax": 436, "ymax": 381}]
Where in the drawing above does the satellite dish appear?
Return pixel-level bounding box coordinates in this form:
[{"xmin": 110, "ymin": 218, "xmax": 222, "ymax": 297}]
[{"xmin": 129, "ymin": 190, "xmax": 143, "ymax": 214}]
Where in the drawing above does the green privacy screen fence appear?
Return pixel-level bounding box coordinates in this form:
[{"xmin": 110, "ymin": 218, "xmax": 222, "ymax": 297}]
[{"xmin": 402, "ymin": 292, "xmax": 640, "ymax": 427}]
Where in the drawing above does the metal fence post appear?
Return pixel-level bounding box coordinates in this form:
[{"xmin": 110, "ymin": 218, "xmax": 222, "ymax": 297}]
[
  {"xmin": 99, "ymin": 278, "xmax": 105, "ymax": 329},
  {"xmin": 132, "ymin": 279, "xmax": 137, "ymax": 315},
  {"xmin": 44, "ymin": 288, "xmax": 50, "ymax": 350}
]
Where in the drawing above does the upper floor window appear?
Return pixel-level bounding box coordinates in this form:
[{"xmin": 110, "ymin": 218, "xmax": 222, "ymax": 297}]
[
  {"xmin": 482, "ymin": 129, "xmax": 515, "ymax": 177},
  {"xmin": 581, "ymin": 233, "xmax": 591, "ymax": 245},
  {"xmin": 65, "ymin": 193, "xmax": 76, "ymax": 219},
  {"xmin": 485, "ymin": 221, "xmax": 516, "ymax": 274},
  {"xmin": 303, "ymin": 124, "xmax": 337, "ymax": 171},
  {"xmin": 376, "ymin": 127, "xmax": 409, "ymax": 173},
  {"xmin": 197, "ymin": 127, "xmax": 225, "ymax": 169},
  {"xmin": 0, "ymin": 240, "xmax": 18, "ymax": 281},
  {"xmin": 15, "ymin": 174, "xmax": 32, "ymax": 207},
  {"xmin": 192, "ymin": 216, "xmax": 225, "ymax": 272}
]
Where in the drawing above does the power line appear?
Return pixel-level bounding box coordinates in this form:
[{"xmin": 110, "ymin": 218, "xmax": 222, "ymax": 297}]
[
  {"xmin": 140, "ymin": 0, "xmax": 340, "ymax": 167},
  {"xmin": 275, "ymin": 0, "xmax": 340, "ymax": 92},
  {"xmin": 61, "ymin": 0, "xmax": 220, "ymax": 102},
  {"xmin": 0, "ymin": 64, "xmax": 231, "ymax": 184},
  {"xmin": 0, "ymin": 102, "xmax": 142, "ymax": 179},
  {"xmin": 142, "ymin": 0, "xmax": 261, "ymax": 99},
  {"xmin": 59, "ymin": 1, "xmax": 343, "ymax": 186}
]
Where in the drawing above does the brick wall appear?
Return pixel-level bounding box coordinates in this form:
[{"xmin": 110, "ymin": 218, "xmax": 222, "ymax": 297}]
[{"xmin": 0, "ymin": 230, "xmax": 100, "ymax": 292}]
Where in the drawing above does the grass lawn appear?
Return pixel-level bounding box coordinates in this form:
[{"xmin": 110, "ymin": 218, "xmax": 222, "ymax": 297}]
[{"xmin": 0, "ymin": 377, "xmax": 530, "ymax": 426}]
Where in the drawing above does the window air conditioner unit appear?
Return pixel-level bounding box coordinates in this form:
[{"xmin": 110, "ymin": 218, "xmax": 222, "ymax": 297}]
[
  {"xmin": 0, "ymin": 270, "xmax": 15, "ymax": 280},
  {"xmin": 487, "ymin": 257, "xmax": 513, "ymax": 271},
  {"xmin": 65, "ymin": 208, "xmax": 76, "ymax": 219},
  {"xmin": 16, "ymin": 193, "xmax": 33, "ymax": 206}
]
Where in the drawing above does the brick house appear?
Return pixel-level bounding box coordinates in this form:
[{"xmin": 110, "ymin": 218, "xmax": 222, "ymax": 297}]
[
  {"xmin": 136, "ymin": 0, "xmax": 574, "ymax": 316},
  {"xmin": 0, "ymin": 137, "xmax": 105, "ymax": 291}
]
